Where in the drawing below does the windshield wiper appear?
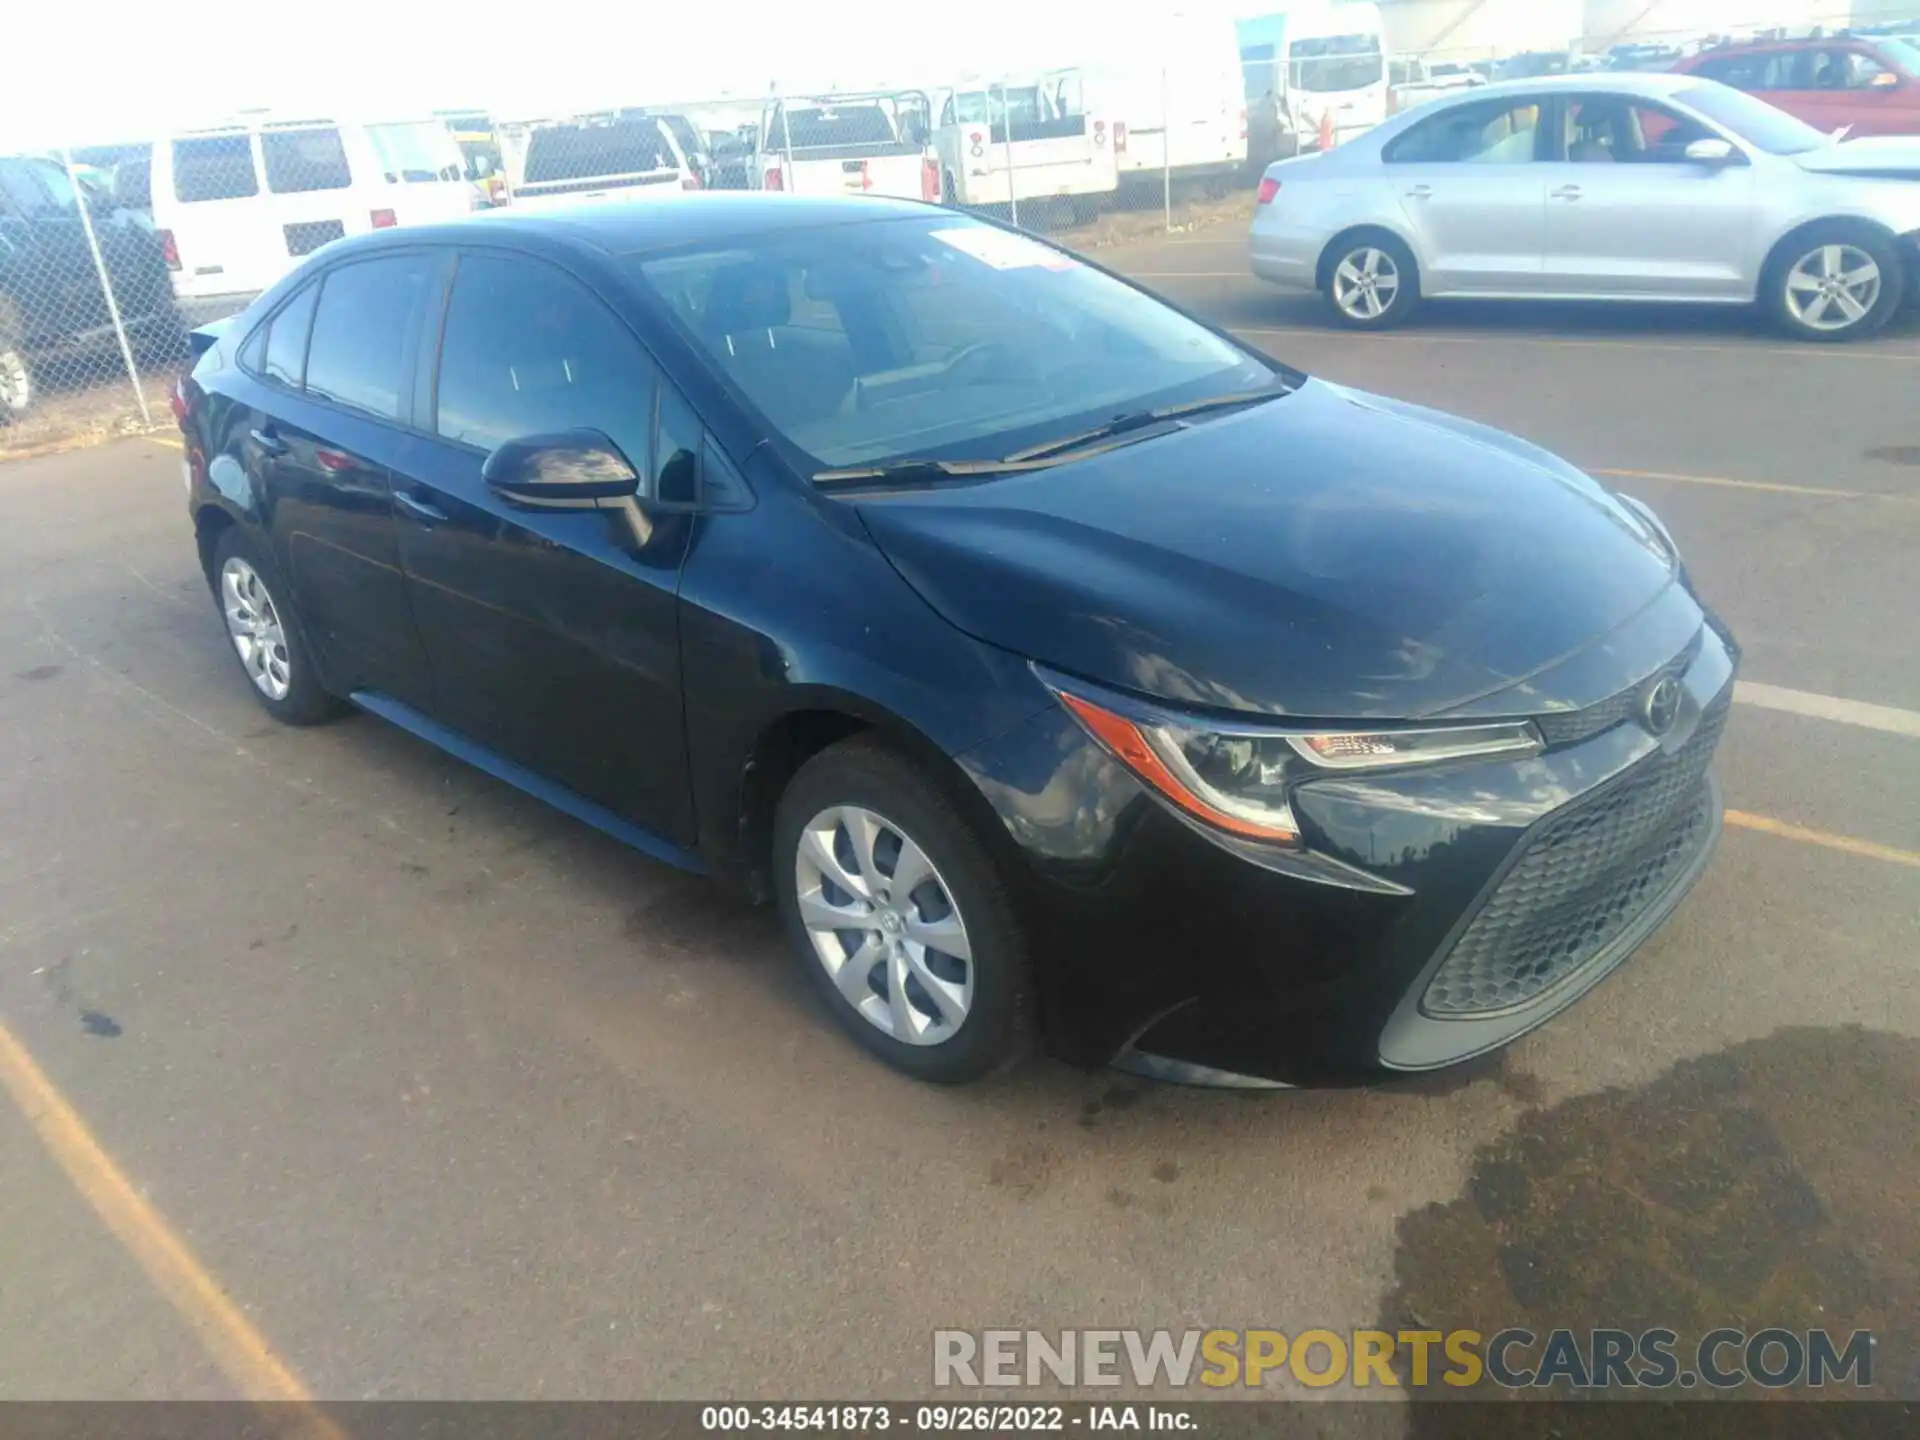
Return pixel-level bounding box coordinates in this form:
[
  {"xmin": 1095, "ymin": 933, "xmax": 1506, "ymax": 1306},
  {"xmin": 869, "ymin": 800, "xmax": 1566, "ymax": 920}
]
[
  {"xmin": 1004, "ymin": 385, "xmax": 1295, "ymax": 464},
  {"xmin": 813, "ymin": 457, "xmax": 1048, "ymax": 486}
]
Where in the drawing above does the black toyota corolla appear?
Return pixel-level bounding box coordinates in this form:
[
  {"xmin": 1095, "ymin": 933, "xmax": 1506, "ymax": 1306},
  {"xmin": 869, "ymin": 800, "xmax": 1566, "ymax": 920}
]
[{"xmin": 177, "ymin": 195, "xmax": 1736, "ymax": 1087}]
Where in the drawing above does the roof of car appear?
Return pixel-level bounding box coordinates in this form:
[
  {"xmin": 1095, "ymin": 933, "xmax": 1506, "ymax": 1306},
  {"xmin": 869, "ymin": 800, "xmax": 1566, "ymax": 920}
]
[{"xmin": 331, "ymin": 194, "xmax": 948, "ymax": 262}]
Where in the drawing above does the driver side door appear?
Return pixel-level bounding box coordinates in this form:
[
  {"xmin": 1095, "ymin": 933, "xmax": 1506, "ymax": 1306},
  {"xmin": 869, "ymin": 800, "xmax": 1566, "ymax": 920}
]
[{"xmin": 1536, "ymin": 96, "xmax": 1756, "ymax": 300}]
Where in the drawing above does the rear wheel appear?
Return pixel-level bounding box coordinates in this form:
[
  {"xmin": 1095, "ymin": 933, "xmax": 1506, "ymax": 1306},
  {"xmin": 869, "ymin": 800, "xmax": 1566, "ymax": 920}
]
[
  {"xmin": 1321, "ymin": 232, "xmax": 1420, "ymax": 330},
  {"xmin": 210, "ymin": 527, "xmax": 346, "ymax": 726},
  {"xmin": 1764, "ymin": 222, "xmax": 1904, "ymax": 343},
  {"xmin": 773, "ymin": 738, "xmax": 1031, "ymax": 1083}
]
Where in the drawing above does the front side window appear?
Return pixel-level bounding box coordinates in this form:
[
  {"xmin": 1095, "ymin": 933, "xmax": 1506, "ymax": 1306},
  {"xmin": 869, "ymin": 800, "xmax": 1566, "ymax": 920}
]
[
  {"xmin": 434, "ymin": 253, "xmax": 656, "ymax": 469},
  {"xmin": 172, "ymin": 136, "xmax": 258, "ymax": 203},
  {"xmin": 262, "ymin": 129, "xmax": 352, "ymax": 194},
  {"xmin": 304, "ymin": 255, "xmax": 438, "ymax": 420},
  {"xmin": 1564, "ymin": 99, "xmax": 1715, "ymax": 162},
  {"xmin": 634, "ymin": 216, "xmax": 1273, "ymax": 470},
  {"xmin": 1387, "ymin": 99, "xmax": 1543, "ymax": 164}
]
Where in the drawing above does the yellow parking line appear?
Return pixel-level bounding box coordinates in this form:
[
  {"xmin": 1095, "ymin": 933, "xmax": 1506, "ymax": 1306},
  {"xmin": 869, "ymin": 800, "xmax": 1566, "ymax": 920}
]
[
  {"xmin": 1725, "ymin": 811, "xmax": 1920, "ymax": 870},
  {"xmin": 0, "ymin": 1020, "xmax": 346, "ymax": 1435},
  {"xmin": 145, "ymin": 434, "xmax": 183, "ymax": 450},
  {"xmin": 1593, "ymin": 467, "xmax": 1870, "ymax": 501}
]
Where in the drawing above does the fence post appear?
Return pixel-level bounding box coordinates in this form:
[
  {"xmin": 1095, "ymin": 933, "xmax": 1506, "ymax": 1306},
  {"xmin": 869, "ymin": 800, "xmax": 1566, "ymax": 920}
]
[
  {"xmin": 1160, "ymin": 67, "xmax": 1172, "ymax": 232},
  {"xmin": 1000, "ymin": 82, "xmax": 1019, "ymax": 230},
  {"xmin": 60, "ymin": 148, "xmax": 152, "ymax": 428}
]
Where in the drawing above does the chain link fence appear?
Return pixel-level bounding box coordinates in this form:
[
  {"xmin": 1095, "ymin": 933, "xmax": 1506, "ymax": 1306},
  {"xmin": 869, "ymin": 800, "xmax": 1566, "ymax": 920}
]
[{"xmin": 4, "ymin": 4, "xmax": 1910, "ymax": 456}]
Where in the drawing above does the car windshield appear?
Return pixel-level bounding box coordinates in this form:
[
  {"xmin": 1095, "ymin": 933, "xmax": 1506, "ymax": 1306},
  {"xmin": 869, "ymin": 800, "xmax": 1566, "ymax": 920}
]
[
  {"xmin": 1879, "ymin": 37, "xmax": 1920, "ymax": 73},
  {"xmin": 1676, "ymin": 83, "xmax": 1829, "ymax": 155},
  {"xmin": 1292, "ymin": 37, "xmax": 1384, "ymax": 94},
  {"xmin": 632, "ymin": 216, "xmax": 1277, "ymax": 471}
]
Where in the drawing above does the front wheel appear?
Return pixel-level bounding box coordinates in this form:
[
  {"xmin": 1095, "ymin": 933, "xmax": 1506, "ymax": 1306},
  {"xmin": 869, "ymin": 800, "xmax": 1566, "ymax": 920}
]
[
  {"xmin": 1322, "ymin": 233, "xmax": 1420, "ymax": 330},
  {"xmin": 773, "ymin": 738, "xmax": 1031, "ymax": 1083},
  {"xmin": 1764, "ymin": 224, "xmax": 1904, "ymax": 343}
]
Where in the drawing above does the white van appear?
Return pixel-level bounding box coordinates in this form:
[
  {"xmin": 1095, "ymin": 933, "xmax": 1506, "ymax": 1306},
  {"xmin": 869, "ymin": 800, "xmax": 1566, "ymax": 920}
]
[
  {"xmin": 1071, "ymin": 18, "xmax": 1247, "ymax": 183},
  {"xmin": 497, "ymin": 113, "xmax": 703, "ymax": 212},
  {"xmin": 931, "ymin": 79, "xmax": 1117, "ymax": 220},
  {"xmin": 1280, "ymin": 1, "xmax": 1391, "ymax": 148},
  {"xmin": 150, "ymin": 116, "xmax": 474, "ymax": 322}
]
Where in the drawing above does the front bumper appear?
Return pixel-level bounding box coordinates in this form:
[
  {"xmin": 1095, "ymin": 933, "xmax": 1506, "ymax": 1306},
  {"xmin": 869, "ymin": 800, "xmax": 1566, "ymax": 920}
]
[{"xmin": 958, "ymin": 611, "xmax": 1737, "ymax": 1086}]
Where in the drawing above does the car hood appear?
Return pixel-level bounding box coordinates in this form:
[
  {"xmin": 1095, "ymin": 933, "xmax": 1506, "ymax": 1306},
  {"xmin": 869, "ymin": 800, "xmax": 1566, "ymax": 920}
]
[
  {"xmin": 1794, "ymin": 136, "xmax": 1920, "ymax": 179},
  {"xmin": 853, "ymin": 380, "xmax": 1680, "ymax": 721}
]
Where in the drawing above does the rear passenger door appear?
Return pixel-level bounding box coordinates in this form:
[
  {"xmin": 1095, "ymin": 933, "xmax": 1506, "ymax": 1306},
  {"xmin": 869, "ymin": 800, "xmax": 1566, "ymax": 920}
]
[
  {"xmin": 1384, "ymin": 96, "xmax": 1550, "ymax": 294},
  {"xmin": 388, "ymin": 250, "xmax": 697, "ymax": 843},
  {"xmin": 238, "ymin": 252, "xmax": 442, "ymax": 702}
]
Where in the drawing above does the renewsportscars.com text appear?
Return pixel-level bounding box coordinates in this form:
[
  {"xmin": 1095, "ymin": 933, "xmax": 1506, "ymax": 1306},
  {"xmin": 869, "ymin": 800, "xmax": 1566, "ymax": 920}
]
[{"xmin": 933, "ymin": 1327, "xmax": 1874, "ymax": 1391}]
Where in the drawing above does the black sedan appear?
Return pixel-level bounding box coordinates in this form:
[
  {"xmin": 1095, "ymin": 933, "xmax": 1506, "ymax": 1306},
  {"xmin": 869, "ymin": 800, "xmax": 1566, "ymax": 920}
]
[{"xmin": 176, "ymin": 196, "xmax": 1735, "ymax": 1087}]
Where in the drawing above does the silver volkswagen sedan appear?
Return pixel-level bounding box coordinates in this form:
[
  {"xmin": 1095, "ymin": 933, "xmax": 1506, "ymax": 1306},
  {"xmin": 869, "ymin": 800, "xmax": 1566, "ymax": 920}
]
[{"xmin": 1249, "ymin": 73, "xmax": 1920, "ymax": 341}]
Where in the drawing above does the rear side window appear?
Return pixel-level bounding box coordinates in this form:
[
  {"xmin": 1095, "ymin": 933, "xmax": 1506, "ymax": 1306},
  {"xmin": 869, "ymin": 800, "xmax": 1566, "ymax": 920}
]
[
  {"xmin": 1386, "ymin": 99, "xmax": 1544, "ymax": 164},
  {"xmin": 523, "ymin": 121, "xmax": 675, "ymax": 183},
  {"xmin": 172, "ymin": 136, "xmax": 258, "ymax": 203},
  {"xmin": 433, "ymin": 253, "xmax": 657, "ymax": 468},
  {"xmin": 304, "ymin": 255, "xmax": 437, "ymax": 420},
  {"xmin": 263, "ymin": 129, "xmax": 352, "ymax": 194},
  {"xmin": 262, "ymin": 283, "xmax": 320, "ymax": 388}
]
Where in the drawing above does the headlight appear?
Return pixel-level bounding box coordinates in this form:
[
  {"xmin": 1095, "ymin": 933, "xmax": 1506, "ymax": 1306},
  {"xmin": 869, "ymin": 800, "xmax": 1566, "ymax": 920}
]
[{"xmin": 1051, "ymin": 683, "xmax": 1541, "ymax": 847}]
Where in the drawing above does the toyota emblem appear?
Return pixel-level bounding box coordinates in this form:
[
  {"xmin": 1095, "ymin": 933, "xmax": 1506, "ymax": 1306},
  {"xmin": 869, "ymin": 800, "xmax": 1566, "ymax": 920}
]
[{"xmin": 1642, "ymin": 675, "xmax": 1683, "ymax": 737}]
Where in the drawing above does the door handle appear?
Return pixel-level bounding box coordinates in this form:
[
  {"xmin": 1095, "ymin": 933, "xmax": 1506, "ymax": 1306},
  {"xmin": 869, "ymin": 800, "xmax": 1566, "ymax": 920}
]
[
  {"xmin": 393, "ymin": 491, "xmax": 448, "ymax": 525},
  {"xmin": 1551, "ymin": 185, "xmax": 1583, "ymax": 200},
  {"xmin": 1405, "ymin": 184, "xmax": 1433, "ymax": 199},
  {"xmin": 248, "ymin": 427, "xmax": 288, "ymax": 456}
]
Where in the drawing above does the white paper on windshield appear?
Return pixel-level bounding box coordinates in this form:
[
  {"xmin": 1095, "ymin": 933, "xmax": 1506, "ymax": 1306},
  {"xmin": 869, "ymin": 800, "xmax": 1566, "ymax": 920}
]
[{"xmin": 929, "ymin": 227, "xmax": 1077, "ymax": 271}]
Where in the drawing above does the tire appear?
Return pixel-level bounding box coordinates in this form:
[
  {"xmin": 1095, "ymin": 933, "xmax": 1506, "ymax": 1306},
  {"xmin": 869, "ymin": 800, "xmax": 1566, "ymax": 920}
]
[
  {"xmin": 0, "ymin": 294, "xmax": 32, "ymax": 421},
  {"xmin": 1320, "ymin": 231, "xmax": 1420, "ymax": 330},
  {"xmin": 209, "ymin": 526, "xmax": 346, "ymax": 726},
  {"xmin": 1763, "ymin": 222, "xmax": 1905, "ymax": 343},
  {"xmin": 773, "ymin": 737, "xmax": 1032, "ymax": 1083}
]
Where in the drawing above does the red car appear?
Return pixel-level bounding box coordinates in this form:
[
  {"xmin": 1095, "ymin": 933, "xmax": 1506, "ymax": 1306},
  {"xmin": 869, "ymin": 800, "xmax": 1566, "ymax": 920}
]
[{"xmin": 1672, "ymin": 35, "xmax": 1920, "ymax": 137}]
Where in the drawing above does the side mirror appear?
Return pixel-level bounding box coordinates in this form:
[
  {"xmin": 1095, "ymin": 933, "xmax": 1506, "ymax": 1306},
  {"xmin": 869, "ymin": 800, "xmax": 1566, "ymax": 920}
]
[
  {"xmin": 481, "ymin": 429, "xmax": 640, "ymax": 509},
  {"xmin": 1684, "ymin": 137, "xmax": 1740, "ymax": 164}
]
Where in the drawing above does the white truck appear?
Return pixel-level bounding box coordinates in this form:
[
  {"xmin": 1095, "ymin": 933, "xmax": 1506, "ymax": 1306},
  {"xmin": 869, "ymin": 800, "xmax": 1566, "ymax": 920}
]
[
  {"xmin": 930, "ymin": 80, "xmax": 1118, "ymax": 223},
  {"xmin": 756, "ymin": 93, "xmax": 939, "ymax": 202},
  {"xmin": 1069, "ymin": 18, "xmax": 1248, "ymax": 185}
]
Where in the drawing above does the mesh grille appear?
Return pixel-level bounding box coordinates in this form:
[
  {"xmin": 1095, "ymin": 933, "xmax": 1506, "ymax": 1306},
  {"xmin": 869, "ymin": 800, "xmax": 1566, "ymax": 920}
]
[{"xmin": 1422, "ymin": 700, "xmax": 1727, "ymax": 1018}]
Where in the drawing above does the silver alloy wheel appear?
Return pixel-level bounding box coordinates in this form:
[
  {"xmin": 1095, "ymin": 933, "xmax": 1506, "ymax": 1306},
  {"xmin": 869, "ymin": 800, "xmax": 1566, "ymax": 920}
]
[
  {"xmin": 1332, "ymin": 247, "xmax": 1400, "ymax": 321},
  {"xmin": 0, "ymin": 348, "xmax": 30, "ymax": 415},
  {"xmin": 794, "ymin": 804, "xmax": 974, "ymax": 1046},
  {"xmin": 1785, "ymin": 244, "xmax": 1881, "ymax": 333},
  {"xmin": 219, "ymin": 556, "xmax": 292, "ymax": 701}
]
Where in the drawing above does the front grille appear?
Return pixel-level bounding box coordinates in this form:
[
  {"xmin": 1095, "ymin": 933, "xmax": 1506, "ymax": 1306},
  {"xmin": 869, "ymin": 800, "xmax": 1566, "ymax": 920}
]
[
  {"xmin": 1422, "ymin": 699, "xmax": 1727, "ymax": 1017},
  {"xmin": 1533, "ymin": 638, "xmax": 1699, "ymax": 750}
]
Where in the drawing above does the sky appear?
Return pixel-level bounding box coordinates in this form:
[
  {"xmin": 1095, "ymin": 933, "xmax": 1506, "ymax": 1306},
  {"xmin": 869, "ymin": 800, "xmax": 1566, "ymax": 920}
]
[{"xmin": 3, "ymin": 0, "xmax": 1276, "ymax": 150}]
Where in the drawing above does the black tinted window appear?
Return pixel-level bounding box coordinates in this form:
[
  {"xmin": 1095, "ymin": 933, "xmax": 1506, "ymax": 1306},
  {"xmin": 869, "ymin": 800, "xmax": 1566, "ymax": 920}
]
[
  {"xmin": 523, "ymin": 122, "xmax": 674, "ymax": 182},
  {"xmin": 172, "ymin": 136, "xmax": 258, "ymax": 202},
  {"xmin": 263, "ymin": 283, "xmax": 320, "ymax": 388},
  {"xmin": 305, "ymin": 256, "xmax": 436, "ymax": 420},
  {"xmin": 263, "ymin": 129, "xmax": 352, "ymax": 193},
  {"xmin": 434, "ymin": 254, "xmax": 656, "ymax": 468}
]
